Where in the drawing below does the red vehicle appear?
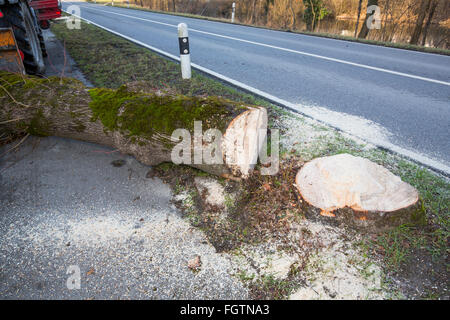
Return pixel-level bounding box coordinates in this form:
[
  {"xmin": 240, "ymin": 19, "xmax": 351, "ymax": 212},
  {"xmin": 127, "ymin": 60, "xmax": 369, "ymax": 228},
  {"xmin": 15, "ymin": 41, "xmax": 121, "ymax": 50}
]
[
  {"xmin": 0, "ymin": 0, "xmax": 61, "ymax": 74},
  {"xmin": 30, "ymin": 0, "xmax": 61, "ymax": 29}
]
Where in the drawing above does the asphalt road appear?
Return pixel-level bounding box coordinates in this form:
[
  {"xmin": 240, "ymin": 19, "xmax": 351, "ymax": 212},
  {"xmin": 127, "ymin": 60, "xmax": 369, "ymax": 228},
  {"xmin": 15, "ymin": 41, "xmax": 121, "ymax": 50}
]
[{"xmin": 64, "ymin": 1, "xmax": 450, "ymax": 173}]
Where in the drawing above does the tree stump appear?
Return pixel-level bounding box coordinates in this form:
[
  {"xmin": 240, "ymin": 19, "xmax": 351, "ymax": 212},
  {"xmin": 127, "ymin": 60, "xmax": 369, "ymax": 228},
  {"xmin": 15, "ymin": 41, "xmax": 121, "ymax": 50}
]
[
  {"xmin": 0, "ymin": 71, "xmax": 267, "ymax": 179},
  {"xmin": 295, "ymin": 154, "xmax": 423, "ymax": 232}
]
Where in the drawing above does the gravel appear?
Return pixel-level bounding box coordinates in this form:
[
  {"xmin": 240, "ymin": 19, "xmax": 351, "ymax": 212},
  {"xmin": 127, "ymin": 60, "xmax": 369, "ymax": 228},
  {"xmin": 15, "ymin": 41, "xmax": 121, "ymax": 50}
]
[{"xmin": 0, "ymin": 137, "xmax": 248, "ymax": 299}]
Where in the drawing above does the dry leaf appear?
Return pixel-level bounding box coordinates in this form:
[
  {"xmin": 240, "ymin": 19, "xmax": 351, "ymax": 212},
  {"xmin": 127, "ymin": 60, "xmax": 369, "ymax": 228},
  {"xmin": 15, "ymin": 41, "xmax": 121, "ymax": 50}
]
[{"xmin": 188, "ymin": 256, "xmax": 202, "ymax": 271}]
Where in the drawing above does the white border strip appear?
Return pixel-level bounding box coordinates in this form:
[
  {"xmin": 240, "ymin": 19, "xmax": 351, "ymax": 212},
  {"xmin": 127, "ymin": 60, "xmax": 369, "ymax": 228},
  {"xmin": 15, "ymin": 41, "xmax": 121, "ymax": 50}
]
[
  {"xmin": 63, "ymin": 10, "xmax": 450, "ymax": 176},
  {"xmin": 79, "ymin": 4, "xmax": 450, "ymax": 87}
]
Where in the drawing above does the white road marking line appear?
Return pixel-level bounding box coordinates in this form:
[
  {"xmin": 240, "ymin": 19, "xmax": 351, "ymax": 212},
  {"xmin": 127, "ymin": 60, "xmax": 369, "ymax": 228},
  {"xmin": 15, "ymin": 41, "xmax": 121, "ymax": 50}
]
[
  {"xmin": 63, "ymin": 9, "xmax": 450, "ymax": 176},
  {"xmin": 76, "ymin": 3, "xmax": 450, "ymax": 87}
]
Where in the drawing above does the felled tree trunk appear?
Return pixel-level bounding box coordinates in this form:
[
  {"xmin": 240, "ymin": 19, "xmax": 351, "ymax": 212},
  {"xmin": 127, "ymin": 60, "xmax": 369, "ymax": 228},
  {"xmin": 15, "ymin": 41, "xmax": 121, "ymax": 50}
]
[
  {"xmin": 295, "ymin": 154, "xmax": 423, "ymax": 232},
  {"xmin": 0, "ymin": 71, "xmax": 267, "ymax": 179}
]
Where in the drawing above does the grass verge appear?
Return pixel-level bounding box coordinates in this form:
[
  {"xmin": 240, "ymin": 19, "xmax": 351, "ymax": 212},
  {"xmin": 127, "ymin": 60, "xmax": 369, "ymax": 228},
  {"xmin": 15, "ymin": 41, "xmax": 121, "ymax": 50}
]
[{"xmin": 50, "ymin": 18, "xmax": 449, "ymax": 299}]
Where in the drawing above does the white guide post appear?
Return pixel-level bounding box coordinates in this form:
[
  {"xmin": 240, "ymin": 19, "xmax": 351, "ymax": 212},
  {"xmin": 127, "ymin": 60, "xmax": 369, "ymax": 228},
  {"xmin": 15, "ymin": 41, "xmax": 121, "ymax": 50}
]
[
  {"xmin": 178, "ymin": 23, "xmax": 191, "ymax": 80},
  {"xmin": 231, "ymin": 2, "xmax": 236, "ymax": 23}
]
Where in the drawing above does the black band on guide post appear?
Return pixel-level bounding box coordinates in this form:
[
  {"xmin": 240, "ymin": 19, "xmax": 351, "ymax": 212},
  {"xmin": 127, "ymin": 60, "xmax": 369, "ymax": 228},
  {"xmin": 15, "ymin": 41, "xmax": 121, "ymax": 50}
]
[{"xmin": 179, "ymin": 37, "xmax": 189, "ymax": 55}]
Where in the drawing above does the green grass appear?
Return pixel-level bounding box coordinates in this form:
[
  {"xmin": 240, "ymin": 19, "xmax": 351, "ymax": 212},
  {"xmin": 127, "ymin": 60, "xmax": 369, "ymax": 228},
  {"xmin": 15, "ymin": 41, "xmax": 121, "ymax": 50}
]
[
  {"xmin": 51, "ymin": 19, "xmax": 273, "ymax": 109},
  {"xmin": 248, "ymin": 274, "xmax": 294, "ymax": 300},
  {"xmin": 356, "ymin": 158, "xmax": 449, "ymax": 273},
  {"xmin": 380, "ymin": 161, "xmax": 449, "ymax": 267},
  {"xmin": 86, "ymin": 0, "xmax": 450, "ymax": 56},
  {"xmin": 325, "ymin": 141, "xmax": 449, "ymax": 272}
]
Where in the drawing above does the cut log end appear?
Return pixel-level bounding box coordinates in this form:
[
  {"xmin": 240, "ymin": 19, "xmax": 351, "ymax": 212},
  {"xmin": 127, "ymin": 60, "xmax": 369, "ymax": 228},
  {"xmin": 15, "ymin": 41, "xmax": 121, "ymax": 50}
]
[
  {"xmin": 295, "ymin": 154, "xmax": 423, "ymax": 232},
  {"xmin": 222, "ymin": 106, "xmax": 268, "ymax": 178}
]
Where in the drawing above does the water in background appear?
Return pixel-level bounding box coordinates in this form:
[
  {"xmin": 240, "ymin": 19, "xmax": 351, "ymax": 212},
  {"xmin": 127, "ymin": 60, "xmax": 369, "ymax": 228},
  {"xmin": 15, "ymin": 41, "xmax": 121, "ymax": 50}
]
[{"xmin": 315, "ymin": 18, "xmax": 449, "ymax": 49}]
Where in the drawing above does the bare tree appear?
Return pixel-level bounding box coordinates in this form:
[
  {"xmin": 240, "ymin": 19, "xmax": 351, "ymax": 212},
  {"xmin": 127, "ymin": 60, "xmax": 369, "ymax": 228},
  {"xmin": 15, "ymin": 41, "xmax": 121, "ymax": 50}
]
[
  {"xmin": 354, "ymin": 0, "xmax": 363, "ymax": 37},
  {"xmin": 358, "ymin": 0, "xmax": 378, "ymax": 39},
  {"xmin": 421, "ymin": 0, "xmax": 439, "ymax": 46},
  {"xmin": 172, "ymin": 0, "xmax": 176, "ymax": 12},
  {"xmin": 410, "ymin": 0, "xmax": 432, "ymax": 45},
  {"xmin": 289, "ymin": 0, "xmax": 296, "ymax": 30}
]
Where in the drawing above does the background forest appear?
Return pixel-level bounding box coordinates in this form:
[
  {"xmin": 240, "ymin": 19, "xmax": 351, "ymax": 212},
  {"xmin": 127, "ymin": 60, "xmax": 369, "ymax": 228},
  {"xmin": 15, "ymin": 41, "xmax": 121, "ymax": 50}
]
[{"xmin": 116, "ymin": 0, "xmax": 449, "ymax": 49}]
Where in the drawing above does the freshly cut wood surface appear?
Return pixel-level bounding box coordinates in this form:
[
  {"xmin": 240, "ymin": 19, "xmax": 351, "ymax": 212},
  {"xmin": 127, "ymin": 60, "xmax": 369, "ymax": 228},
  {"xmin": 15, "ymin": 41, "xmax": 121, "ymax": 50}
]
[
  {"xmin": 295, "ymin": 154, "xmax": 422, "ymax": 232},
  {"xmin": 222, "ymin": 106, "xmax": 267, "ymax": 177}
]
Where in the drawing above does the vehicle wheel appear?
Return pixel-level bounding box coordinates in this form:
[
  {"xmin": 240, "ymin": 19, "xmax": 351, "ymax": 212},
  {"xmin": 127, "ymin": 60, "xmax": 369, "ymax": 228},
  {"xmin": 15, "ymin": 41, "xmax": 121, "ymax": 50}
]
[
  {"xmin": 38, "ymin": 32, "xmax": 47, "ymax": 57},
  {"xmin": 30, "ymin": 7, "xmax": 47, "ymax": 58},
  {"xmin": 3, "ymin": 1, "xmax": 45, "ymax": 75}
]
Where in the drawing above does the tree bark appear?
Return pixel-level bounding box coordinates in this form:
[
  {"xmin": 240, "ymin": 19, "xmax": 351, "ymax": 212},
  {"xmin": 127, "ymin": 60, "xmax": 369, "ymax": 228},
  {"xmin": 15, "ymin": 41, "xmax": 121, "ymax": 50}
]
[
  {"xmin": 420, "ymin": 0, "xmax": 438, "ymax": 46},
  {"xmin": 410, "ymin": 0, "xmax": 431, "ymax": 45},
  {"xmin": 295, "ymin": 154, "xmax": 423, "ymax": 232},
  {"xmin": 251, "ymin": 0, "xmax": 258, "ymax": 24},
  {"xmin": 354, "ymin": 0, "xmax": 363, "ymax": 37},
  {"xmin": 289, "ymin": 0, "xmax": 296, "ymax": 30},
  {"xmin": 309, "ymin": 0, "xmax": 316, "ymax": 31},
  {"xmin": 0, "ymin": 72, "xmax": 267, "ymax": 179},
  {"xmin": 357, "ymin": 0, "xmax": 378, "ymax": 39}
]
